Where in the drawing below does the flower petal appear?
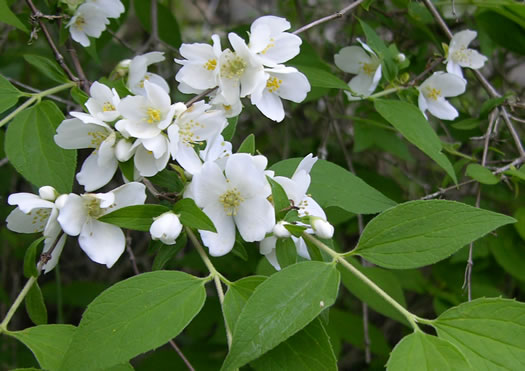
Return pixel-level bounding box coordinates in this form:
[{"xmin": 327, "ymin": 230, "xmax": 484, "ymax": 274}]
[
  {"xmin": 199, "ymin": 202, "xmax": 236, "ymax": 256},
  {"xmin": 79, "ymin": 219, "xmax": 125, "ymax": 268},
  {"xmin": 76, "ymin": 152, "xmax": 118, "ymax": 192},
  {"xmin": 334, "ymin": 46, "xmax": 371, "ymax": 74},
  {"xmin": 427, "ymin": 97, "xmax": 459, "ymax": 120},
  {"xmin": 57, "ymin": 194, "xmax": 87, "ymax": 236},
  {"xmin": 235, "ymin": 196, "xmax": 275, "ymax": 242}
]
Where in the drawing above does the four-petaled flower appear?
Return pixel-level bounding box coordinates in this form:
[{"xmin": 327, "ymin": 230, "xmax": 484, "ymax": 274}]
[
  {"xmin": 418, "ymin": 72, "xmax": 466, "ymax": 120},
  {"xmin": 445, "ymin": 30, "xmax": 487, "ymax": 78}
]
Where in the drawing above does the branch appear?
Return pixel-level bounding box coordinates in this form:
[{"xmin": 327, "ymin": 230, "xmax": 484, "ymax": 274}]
[
  {"xmin": 66, "ymin": 39, "xmax": 90, "ymax": 93},
  {"xmin": 293, "ymin": 0, "xmax": 367, "ymax": 35},
  {"xmin": 25, "ymin": 0, "xmax": 78, "ymax": 84}
]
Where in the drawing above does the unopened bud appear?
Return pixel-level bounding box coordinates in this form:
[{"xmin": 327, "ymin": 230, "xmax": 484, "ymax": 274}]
[
  {"xmin": 150, "ymin": 212, "xmax": 183, "ymax": 245},
  {"xmin": 55, "ymin": 194, "xmax": 68, "ymax": 209},
  {"xmin": 310, "ymin": 217, "xmax": 334, "ymax": 239},
  {"xmin": 173, "ymin": 102, "xmax": 188, "ymax": 117},
  {"xmin": 395, "ymin": 53, "xmax": 406, "ymax": 63},
  {"xmin": 115, "ymin": 139, "xmax": 134, "ymax": 162},
  {"xmin": 114, "ymin": 59, "xmax": 131, "ymax": 78},
  {"xmin": 399, "ymin": 72, "xmax": 410, "ymax": 84},
  {"xmin": 273, "ymin": 221, "xmax": 291, "ymax": 238},
  {"xmin": 39, "ymin": 186, "xmax": 58, "ymax": 201}
]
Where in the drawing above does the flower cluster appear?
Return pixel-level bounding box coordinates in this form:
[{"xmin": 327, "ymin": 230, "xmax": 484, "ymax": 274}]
[
  {"xmin": 65, "ymin": 0, "xmax": 125, "ymax": 47},
  {"xmin": 175, "ymin": 16, "xmax": 311, "ymax": 122},
  {"xmin": 334, "ymin": 30, "xmax": 487, "ymax": 121},
  {"xmin": 6, "ymin": 183, "xmax": 146, "ymax": 271}
]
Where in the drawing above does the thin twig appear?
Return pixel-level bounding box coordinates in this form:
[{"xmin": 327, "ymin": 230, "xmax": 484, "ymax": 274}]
[
  {"xmin": 25, "ymin": 0, "xmax": 78, "ymax": 83},
  {"xmin": 169, "ymin": 340, "xmax": 195, "ymax": 371},
  {"xmin": 107, "ymin": 29, "xmax": 136, "ymax": 52},
  {"xmin": 138, "ymin": 0, "xmax": 160, "ymax": 53},
  {"xmin": 408, "ymin": 57, "xmax": 444, "ymax": 86},
  {"xmin": 66, "ymin": 39, "xmax": 90, "ymax": 93},
  {"xmin": 184, "ymin": 87, "xmax": 217, "ymax": 107},
  {"xmin": 509, "ymin": 115, "xmax": 525, "ymax": 124},
  {"xmin": 293, "ymin": 0, "xmax": 366, "ymax": 35}
]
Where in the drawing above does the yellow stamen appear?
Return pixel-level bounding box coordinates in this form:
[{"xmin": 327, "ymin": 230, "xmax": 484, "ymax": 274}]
[
  {"xmin": 426, "ymin": 87, "xmax": 441, "ymax": 100},
  {"xmin": 204, "ymin": 59, "xmax": 217, "ymax": 71},
  {"xmin": 266, "ymin": 77, "xmax": 282, "ymax": 93},
  {"xmin": 102, "ymin": 102, "xmax": 115, "ymax": 112},
  {"xmin": 221, "ymin": 52, "xmax": 247, "ymax": 80},
  {"xmin": 75, "ymin": 16, "xmax": 85, "ymax": 30},
  {"xmin": 260, "ymin": 38, "xmax": 275, "ymax": 55},
  {"xmin": 219, "ymin": 188, "xmax": 244, "ymax": 216},
  {"xmin": 146, "ymin": 108, "xmax": 161, "ymax": 124},
  {"xmin": 361, "ymin": 63, "xmax": 376, "ymax": 76}
]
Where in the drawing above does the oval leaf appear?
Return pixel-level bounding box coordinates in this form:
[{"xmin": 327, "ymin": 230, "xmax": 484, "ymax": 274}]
[
  {"xmin": 223, "ymin": 276, "xmax": 267, "ymax": 332},
  {"xmin": 433, "ymin": 298, "xmax": 525, "ymax": 370},
  {"xmin": 25, "ymin": 282, "xmax": 48, "ymax": 326},
  {"xmin": 173, "ymin": 198, "xmax": 216, "ymax": 232},
  {"xmin": 98, "ymin": 204, "xmax": 170, "ymax": 231},
  {"xmin": 8, "ymin": 325, "xmax": 76, "ymax": 371},
  {"xmin": 374, "ymin": 99, "xmax": 457, "ymax": 183},
  {"xmin": 59, "ymin": 271, "xmax": 207, "ymax": 371},
  {"xmin": 466, "ymin": 164, "xmax": 500, "ymax": 185},
  {"xmin": 23, "ymin": 55, "xmax": 69, "ymax": 84},
  {"xmin": 221, "ymin": 261, "xmax": 340, "ymax": 371},
  {"xmin": 271, "ymin": 158, "xmax": 396, "ymax": 214},
  {"xmin": 292, "ymin": 65, "xmax": 350, "ymax": 90},
  {"xmin": 5, "ymin": 100, "xmax": 77, "ymax": 193},
  {"xmin": 387, "ymin": 331, "xmax": 471, "ymax": 370},
  {"xmin": 353, "ymin": 200, "xmax": 516, "ymax": 269},
  {"xmin": 0, "ymin": 74, "xmax": 23, "ymax": 114}
]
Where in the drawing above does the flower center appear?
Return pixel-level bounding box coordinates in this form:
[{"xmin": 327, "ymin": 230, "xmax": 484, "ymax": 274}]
[
  {"xmin": 266, "ymin": 77, "xmax": 282, "ymax": 93},
  {"xmin": 204, "ymin": 59, "xmax": 217, "ymax": 71},
  {"xmin": 452, "ymin": 48, "xmax": 469, "ymax": 63},
  {"xmin": 361, "ymin": 62, "xmax": 376, "ymax": 76},
  {"xmin": 221, "ymin": 52, "xmax": 247, "ymax": 80},
  {"xmin": 179, "ymin": 118, "xmax": 204, "ymax": 147},
  {"xmin": 84, "ymin": 196, "xmax": 104, "ymax": 218},
  {"xmin": 75, "ymin": 16, "xmax": 86, "ymax": 30},
  {"xmin": 425, "ymin": 87, "xmax": 442, "ymax": 101},
  {"xmin": 29, "ymin": 208, "xmax": 51, "ymax": 231},
  {"xmin": 88, "ymin": 130, "xmax": 108, "ymax": 149},
  {"xmin": 146, "ymin": 107, "xmax": 161, "ymax": 124},
  {"xmin": 138, "ymin": 75, "xmax": 150, "ymax": 89},
  {"xmin": 219, "ymin": 188, "xmax": 244, "ymax": 216},
  {"xmin": 102, "ymin": 102, "xmax": 115, "ymax": 112}
]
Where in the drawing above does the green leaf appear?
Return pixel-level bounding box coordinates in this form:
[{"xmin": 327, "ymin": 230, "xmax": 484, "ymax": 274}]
[
  {"xmin": 284, "ymin": 223, "xmax": 307, "ymax": 238},
  {"xmin": 374, "ymin": 99, "xmax": 457, "ymax": 183},
  {"xmin": 148, "ymin": 168, "xmax": 184, "ymax": 193},
  {"xmin": 23, "ymin": 55, "xmax": 69, "ymax": 83},
  {"xmin": 25, "ymin": 282, "xmax": 48, "ymax": 326},
  {"xmin": 152, "ymin": 231, "xmax": 187, "ymax": 270},
  {"xmin": 118, "ymin": 159, "xmax": 135, "ymax": 183},
  {"xmin": 387, "ymin": 331, "xmax": 471, "ymax": 371},
  {"xmin": 477, "ymin": 11, "xmax": 525, "ymax": 55},
  {"xmin": 479, "ymin": 95, "xmax": 509, "ymax": 118},
  {"xmin": 359, "ymin": 20, "xmax": 397, "ymax": 81},
  {"xmin": 237, "ymin": 134, "xmax": 255, "ymax": 154},
  {"xmin": 222, "ymin": 116, "xmax": 238, "ymax": 142},
  {"xmin": 0, "ymin": 0, "xmax": 29, "ymax": 33},
  {"xmin": 433, "ymin": 298, "xmax": 525, "ymax": 370},
  {"xmin": 451, "ymin": 118, "xmax": 482, "ymax": 130},
  {"xmin": 8, "ymin": 325, "xmax": 76, "ymax": 370},
  {"xmin": 134, "ymin": 0, "xmax": 182, "ymax": 48},
  {"xmin": 70, "ymin": 86, "xmax": 89, "ymax": 107},
  {"xmin": 173, "ymin": 198, "xmax": 216, "ymax": 232},
  {"xmin": 271, "ymin": 158, "xmax": 396, "ymax": 214},
  {"xmin": 489, "ymin": 226, "xmax": 525, "ymax": 281},
  {"xmin": 0, "ymin": 74, "xmax": 24, "ymax": 114},
  {"xmin": 291, "ymin": 65, "xmax": 350, "ymax": 90},
  {"xmin": 353, "ymin": 200, "xmax": 516, "ymax": 269},
  {"xmin": 98, "ymin": 204, "xmax": 170, "ymax": 231},
  {"xmin": 223, "ymin": 276, "xmax": 267, "ymax": 332},
  {"xmin": 514, "ymin": 207, "xmax": 525, "ymax": 241},
  {"xmin": 466, "ymin": 164, "xmax": 500, "ymax": 185},
  {"xmin": 276, "ymin": 238, "xmax": 298, "ymax": 268},
  {"xmin": 251, "ymin": 319, "xmax": 337, "ymax": 371},
  {"xmin": 5, "ymin": 100, "xmax": 77, "ymax": 193},
  {"xmin": 24, "ymin": 237, "xmax": 45, "ymax": 278},
  {"xmin": 221, "ymin": 261, "xmax": 340, "ymax": 371},
  {"xmin": 267, "ymin": 176, "xmax": 290, "ymax": 220},
  {"xmin": 339, "ymin": 258, "xmax": 408, "ymax": 325},
  {"xmin": 60, "ymin": 271, "xmax": 207, "ymax": 371}
]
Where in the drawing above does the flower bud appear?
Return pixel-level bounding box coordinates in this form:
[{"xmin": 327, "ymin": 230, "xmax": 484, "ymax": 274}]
[
  {"xmin": 310, "ymin": 217, "xmax": 334, "ymax": 239},
  {"xmin": 173, "ymin": 102, "xmax": 188, "ymax": 117},
  {"xmin": 115, "ymin": 139, "xmax": 134, "ymax": 162},
  {"xmin": 114, "ymin": 59, "xmax": 131, "ymax": 78},
  {"xmin": 273, "ymin": 221, "xmax": 291, "ymax": 238},
  {"xmin": 55, "ymin": 194, "xmax": 68, "ymax": 209},
  {"xmin": 395, "ymin": 53, "xmax": 406, "ymax": 63},
  {"xmin": 38, "ymin": 186, "xmax": 58, "ymax": 201},
  {"xmin": 150, "ymin": 212, "xmax": 183, "ymax": 245}
]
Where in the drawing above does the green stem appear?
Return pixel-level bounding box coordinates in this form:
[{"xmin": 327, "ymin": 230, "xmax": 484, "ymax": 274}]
[
  {"xmin": 0, "ymin": 81, "xmax": 76, "ymax": 128},
  {"xmin": 185, "ymin": 227, "xmax": 233, "ymax": 348},
  {"xmin": 367, "ymin": 86, "xmax": 407, "ymax": 100},
  {"xmin": 0, "ymin": 276, "xmax": 37, "ymax": 333},
  {"xmin": 303, "ymin": 233, "xmax": 422, "ymax": 331}
]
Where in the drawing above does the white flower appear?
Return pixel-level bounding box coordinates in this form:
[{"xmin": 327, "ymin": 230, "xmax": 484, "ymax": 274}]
[
  {"xmin": 273, "ymin": 221, "xmax": 291, "ymax": 238},
  {"xmin": 85, "ymin": 81, "xmax": 121, "ymax": 122},
  {"xmin": 131, "ymin": 134, "xmax": 170, "ymax": 177},
  {"xmin": 310, "ymin": 217, "xmax": 334, "ymax": 239},
  {"xmin": 191, "ymin": 153, "xmax": 275, "ymax": 256},
  {"xmin": 259, "ymin": 235, "xmax": 311, "ymax": 271},
  {"xmin": 217, "ymin": 33, "xmax": 266, "ymax": 105},
  {"xmin": 445, "ymin": 30, "xmax": 487, "ymax": 78},
  {"xmin": 117, "ymin": 81, "xmax": 176, "ymax": 139},
  {"xmin": 249, "ymin": 16, "xmax": 302, "ymax": 66},
  {"xmin": 6, "ymin": 187, "xmax": 67, "ymax": 273},
  {"xmin": 209, "ymin": 90, "xmax": 243, "ymax": 118},
  {"xmin": 55, "ymin": 114, "xmax": 118, "ymax": 192},
  {"xmin": 57, "ymin": 182, "xmax": 146, "ymax": 268},
  {"xmin": 150, "ymin": 212, "xmax": 183, "ymax": 245},
  {"xmin": 334, "ymin": 39, "xmax": 382, "ymax": 100},
  {"xmin": 167, "ymin": 101, "xmax": 227, "ymax": 174},
  {"xmin": 418, "ymin": 72, "xmax": 466, "ymax": 120},
  {"xmin": 127, "ymin": 52, "xmax": 170, "ymax": 96},
  {"xmin": 175, "ymin": 35, "xmax": 222, "ymax": 92},
  {"xmin": 86, "ymin": 0, "xmax": 125, "ymax": 19},
  {"xmin": 251, "ymin": 65, "xmax": 310, "ymax": 122},
  {"xmin": 67, "ymin": 3, "xmax": 109, "ymax": 47}
]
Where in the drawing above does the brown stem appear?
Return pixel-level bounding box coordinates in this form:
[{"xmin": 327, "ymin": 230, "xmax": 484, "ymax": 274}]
[
  {"xmin": 25, "ymin": 0, "xmax": 78, "ymax": 83},
  {"xmin": 66, "ymin": 39, "xmax": 90, "ymax": 93},
  {"xmin": 293, "ymin": 0, "xmax": 367, "ymax": 35}
]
